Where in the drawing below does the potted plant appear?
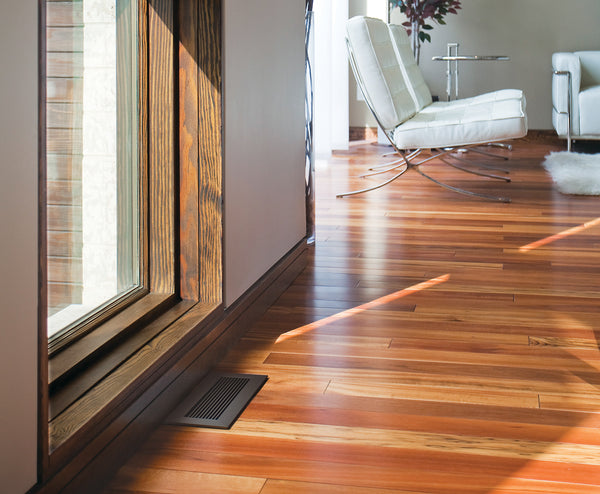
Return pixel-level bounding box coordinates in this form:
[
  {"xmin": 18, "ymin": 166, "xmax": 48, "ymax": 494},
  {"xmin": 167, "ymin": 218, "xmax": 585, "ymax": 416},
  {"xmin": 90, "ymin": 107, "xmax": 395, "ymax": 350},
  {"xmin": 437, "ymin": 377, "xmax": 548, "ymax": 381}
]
[{"xmin": 389, "ymin": 0, "xmax": 462, "ymax": 64}]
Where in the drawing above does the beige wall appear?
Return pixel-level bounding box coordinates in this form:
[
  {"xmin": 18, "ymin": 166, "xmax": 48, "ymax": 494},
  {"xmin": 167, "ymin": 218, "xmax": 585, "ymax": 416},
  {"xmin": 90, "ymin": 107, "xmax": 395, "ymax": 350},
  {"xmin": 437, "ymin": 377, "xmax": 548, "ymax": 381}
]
[
  {"xmin": 350, "ymin": 0, "xmax": 600, "ymax": 129},
  {"xmin": 223, "ymin": 0, "xmax": 306, "ymax": 305},
  {"xmin": 0, "ymin": 0, "xmax": 39, "ymax": 492}
]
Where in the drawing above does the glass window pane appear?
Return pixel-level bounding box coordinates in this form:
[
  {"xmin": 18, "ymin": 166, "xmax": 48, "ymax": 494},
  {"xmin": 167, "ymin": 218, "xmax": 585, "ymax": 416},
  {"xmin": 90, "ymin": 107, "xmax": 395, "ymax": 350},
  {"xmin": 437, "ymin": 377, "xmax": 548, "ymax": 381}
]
[{"xmin": 46, "ymin": 0, "xmax": 140, "ymax": 340}]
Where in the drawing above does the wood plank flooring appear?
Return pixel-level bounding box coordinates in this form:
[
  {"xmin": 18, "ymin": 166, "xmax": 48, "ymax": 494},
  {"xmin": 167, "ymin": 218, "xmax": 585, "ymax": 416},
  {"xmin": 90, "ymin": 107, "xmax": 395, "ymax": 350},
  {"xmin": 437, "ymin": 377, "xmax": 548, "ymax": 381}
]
[{"xmin": 105, "ymin": 136, "xmax": 600, "ymax": 493}]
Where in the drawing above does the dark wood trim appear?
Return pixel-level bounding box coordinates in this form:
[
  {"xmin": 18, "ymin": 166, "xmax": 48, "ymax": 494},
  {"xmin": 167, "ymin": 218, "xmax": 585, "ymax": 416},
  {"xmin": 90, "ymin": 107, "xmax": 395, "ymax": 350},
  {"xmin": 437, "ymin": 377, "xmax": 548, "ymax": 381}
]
[
  {"xmin": 49, "ymin": 299, "xmax": 196, "ymax": 421},
  {"xmin": 48, "ymin": 299, "xmax": 219, "ymax": 465},
  {"xmin": 177, "ymin": 0, "xmax": 223, "ymax": 304},
  {"xmin": 49, "ymin": 293, "xmax": 175, "ymax": 387},
  {"xmin": 38, "ymin": 0, "xmax": 50, "ymax": 483},
  {"xmin": 48, "ymin": 294, "xmax": 182, "ymax": 420},
  {"xmin": 196, "ymin": 0, "xmax": 223, "ymax": 304},
  {"xmin": 149, "ymin": 0, "xmax": 176, "ymax": 295},
  {"xmin": 523, "ymin": 129, "xmax": 562, "ymax": 144},
  {"xmin": 349, "ymin": 126, "xmax": 378, "ymax": 142},
  {"xmin": 35, "ymin": 240, "xmax": 307, "ymax": 494},
  {"xmin": 47, "ymin": 287, "xmax": 149, "ymax": 356},
  {"xmin": 178, "ymin": 0, "xmax": 200, "ymax": 301}
]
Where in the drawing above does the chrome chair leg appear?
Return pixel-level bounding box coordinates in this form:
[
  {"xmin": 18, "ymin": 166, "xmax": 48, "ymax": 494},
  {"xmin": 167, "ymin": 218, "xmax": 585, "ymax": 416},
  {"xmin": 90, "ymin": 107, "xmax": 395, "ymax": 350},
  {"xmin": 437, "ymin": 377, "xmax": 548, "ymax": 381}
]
[
  {"xmin": 440, "ymin": 152, "xmax": 511, "ymax": 174},
  {"xmin": 337, "ymin": 146, "xmax": 512, "ymax": 202},
  {"xmin": 466, "ymin": 146, "xmax": 510, "ymax": 160},
  {"xmin": 336, "ymin": 165, "xmax": 409, "ymax": 197},
  {"xmin": 487, "ymin": 142, "xmax": 512, "ymax": 151},
  {"xmin": 359, "ymin": 159, "xmax": 405, "ymax": 177},
  {"xmin": 368, "ymin": 149, "xmax": 420, "ymax": 171},
  {"xmin": 438, "ymin": 157, "xmax": 511, "ymax": 181},
  {"xmin": 415, "ymin": 166, "xmax": 511, "ymax": 203}
]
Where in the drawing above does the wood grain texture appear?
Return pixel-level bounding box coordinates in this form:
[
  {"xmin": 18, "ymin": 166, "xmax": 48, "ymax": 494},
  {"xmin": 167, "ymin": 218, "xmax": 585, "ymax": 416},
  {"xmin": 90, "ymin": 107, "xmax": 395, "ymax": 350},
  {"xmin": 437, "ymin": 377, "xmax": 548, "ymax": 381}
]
[
  {"xmin": 41, "ymin": 0, "xmax": 227, "ymax": 488},
  {"xmin": 105, "ymin": 137, "xmax": 600, "ymax": 493},
  {"xmin": 48, "ymin": 300, "xmax": 218, "ymax": 456},
  {"xmin": 196, "ymin": 0, "xmax": 222, "ymax": 304},
  {"xmin": 42, "ymin": 243, "xmax": 305, "ymax": 493},
  {"xmin": 178, "ymin": 0, "xmax": 200, "ymax": 301},
  {"xmin": 177, "ymin": 0, "xmax": 222, "ymax": 304},
  {"xmin": 148, "ymin": 0, "xmax": 175, "ymax": 293}
]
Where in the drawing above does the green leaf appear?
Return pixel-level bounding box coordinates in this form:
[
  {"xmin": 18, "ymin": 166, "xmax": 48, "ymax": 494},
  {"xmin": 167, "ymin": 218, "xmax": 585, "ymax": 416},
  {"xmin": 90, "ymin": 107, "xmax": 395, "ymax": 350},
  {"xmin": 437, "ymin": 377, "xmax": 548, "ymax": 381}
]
[
  {"xmin": 419, "ymin": 31, "xmax": 431, "ymax": 43},
  {"xmin": 422, "ymin": 24, "xmax": 433, "ymax": 30}
]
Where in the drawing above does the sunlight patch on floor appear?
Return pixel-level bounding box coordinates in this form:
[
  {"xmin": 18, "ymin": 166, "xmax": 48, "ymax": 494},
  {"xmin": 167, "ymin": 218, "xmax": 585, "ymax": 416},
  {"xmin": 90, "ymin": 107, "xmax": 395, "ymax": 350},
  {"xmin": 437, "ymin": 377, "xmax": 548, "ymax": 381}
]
[
  {"xmin": 275, "ymin": 274, "xmax": 450, "ymax": 343},
  {"xmin": 519, "ymin": 217, "xmax": 600, "ymax": 252}
]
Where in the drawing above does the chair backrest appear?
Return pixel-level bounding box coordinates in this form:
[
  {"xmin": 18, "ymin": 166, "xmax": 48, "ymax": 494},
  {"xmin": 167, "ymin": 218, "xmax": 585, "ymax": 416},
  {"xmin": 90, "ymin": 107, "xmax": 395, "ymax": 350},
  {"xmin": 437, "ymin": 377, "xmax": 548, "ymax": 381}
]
[
  {"xmin": 346, "ymin": 16, "xmax": 417, "ymax": 131},
  {"xmin": 576, "ymin": 51, "xmax": 600, "ymax": 87},
  {"xmin": 387, "ymin": 24, "xmax": 432, "ymax": 111}
]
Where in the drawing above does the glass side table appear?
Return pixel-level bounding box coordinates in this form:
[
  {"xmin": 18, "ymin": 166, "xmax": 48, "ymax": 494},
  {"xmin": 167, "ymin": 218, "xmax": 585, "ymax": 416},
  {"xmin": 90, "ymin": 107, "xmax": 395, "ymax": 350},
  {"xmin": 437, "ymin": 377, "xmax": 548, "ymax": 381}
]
[{"xmin": 432, "ymin": 42, "xmax": 509, "ymax": 101}]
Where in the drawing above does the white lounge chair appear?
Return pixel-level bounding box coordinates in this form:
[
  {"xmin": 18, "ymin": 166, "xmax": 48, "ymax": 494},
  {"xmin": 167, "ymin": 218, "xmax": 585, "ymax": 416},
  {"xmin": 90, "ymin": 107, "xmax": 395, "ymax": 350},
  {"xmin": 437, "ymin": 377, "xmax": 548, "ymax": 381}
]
[{"xmin": 342, "ymin": 16, "xmax": 528, "ymax": 202}]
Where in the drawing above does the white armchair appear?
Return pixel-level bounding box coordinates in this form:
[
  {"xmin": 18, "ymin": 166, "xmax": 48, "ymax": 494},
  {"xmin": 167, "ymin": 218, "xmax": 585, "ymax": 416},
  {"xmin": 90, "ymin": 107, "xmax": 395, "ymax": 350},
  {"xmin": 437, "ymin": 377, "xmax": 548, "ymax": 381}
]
[
  {"xmin": 552, "ymin": 51, "xmax": 600, "ymax": 151},
  {"xmin": 344, "ymin": 16, "xmax": 527, "ymax": 202}
]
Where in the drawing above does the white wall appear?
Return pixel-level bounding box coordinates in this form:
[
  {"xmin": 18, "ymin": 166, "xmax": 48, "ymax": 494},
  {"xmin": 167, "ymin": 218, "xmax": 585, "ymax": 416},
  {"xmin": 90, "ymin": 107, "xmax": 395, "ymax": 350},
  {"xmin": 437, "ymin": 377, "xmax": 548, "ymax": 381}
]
[
  {"xmin": 351, "ymin": 0, "xmax": 600, "ymax": 129},
  {"xmin": 0, "ymin": 0, "xmax": 39, "ymax": 492},
  {"xmin": 313, "ymin": 0, "xmax": 349, "ymax": 156},
  {"xmin": 223, "ymin": 0, "xmax": 306, "ymax": 306}
]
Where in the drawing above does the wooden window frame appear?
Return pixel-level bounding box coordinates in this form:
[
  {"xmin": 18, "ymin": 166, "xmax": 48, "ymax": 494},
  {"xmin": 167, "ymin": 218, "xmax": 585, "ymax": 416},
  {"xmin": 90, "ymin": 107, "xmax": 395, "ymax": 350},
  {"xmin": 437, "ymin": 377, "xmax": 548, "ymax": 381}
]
[{"xmin": 38, "ymin": 0, "xmax": 223, "ymax": 482}]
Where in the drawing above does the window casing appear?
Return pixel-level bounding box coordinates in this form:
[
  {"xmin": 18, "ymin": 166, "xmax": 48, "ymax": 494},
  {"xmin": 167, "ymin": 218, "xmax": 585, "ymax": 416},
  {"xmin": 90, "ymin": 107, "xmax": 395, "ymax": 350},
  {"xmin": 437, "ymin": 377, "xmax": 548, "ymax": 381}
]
[{"xmin": 39, "ymin": 0, "xmax": 223, "ymax": 480}]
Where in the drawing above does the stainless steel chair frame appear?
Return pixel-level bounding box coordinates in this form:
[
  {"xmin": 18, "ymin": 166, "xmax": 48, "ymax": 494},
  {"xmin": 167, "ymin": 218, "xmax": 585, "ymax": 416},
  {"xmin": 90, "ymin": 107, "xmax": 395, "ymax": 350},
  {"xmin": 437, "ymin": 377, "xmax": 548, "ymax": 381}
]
[{"xmin": 553, "ymin": 70, "xmax": 573, "ymax": 152}]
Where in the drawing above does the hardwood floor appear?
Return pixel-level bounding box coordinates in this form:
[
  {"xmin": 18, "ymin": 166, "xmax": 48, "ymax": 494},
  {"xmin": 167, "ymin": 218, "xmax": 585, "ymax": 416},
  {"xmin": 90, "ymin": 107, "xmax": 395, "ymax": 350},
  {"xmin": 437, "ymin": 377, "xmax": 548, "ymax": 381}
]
[{"xmin": 104, "ymin": 136, "xmax": 600, "ymax": 493}]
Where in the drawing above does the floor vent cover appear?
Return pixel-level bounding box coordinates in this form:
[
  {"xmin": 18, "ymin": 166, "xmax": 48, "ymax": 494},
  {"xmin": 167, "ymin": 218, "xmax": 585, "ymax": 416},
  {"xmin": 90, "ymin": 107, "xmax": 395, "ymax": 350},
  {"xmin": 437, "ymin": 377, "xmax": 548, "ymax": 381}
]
[{"xmin": 167, "ymin": 373, "xmax": 268, "ymax": 429}]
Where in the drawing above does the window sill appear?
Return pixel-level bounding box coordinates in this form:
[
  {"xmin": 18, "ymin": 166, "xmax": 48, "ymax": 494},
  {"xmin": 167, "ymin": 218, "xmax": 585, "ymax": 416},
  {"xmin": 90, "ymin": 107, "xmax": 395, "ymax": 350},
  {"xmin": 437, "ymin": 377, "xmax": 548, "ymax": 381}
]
[
  {"xmin": 48, "ymin": 300, "xmax": 221, "ymax": 465},
  {"xmin": 49, "ymin": 293, "xmax": 176, "ymax": 387}
]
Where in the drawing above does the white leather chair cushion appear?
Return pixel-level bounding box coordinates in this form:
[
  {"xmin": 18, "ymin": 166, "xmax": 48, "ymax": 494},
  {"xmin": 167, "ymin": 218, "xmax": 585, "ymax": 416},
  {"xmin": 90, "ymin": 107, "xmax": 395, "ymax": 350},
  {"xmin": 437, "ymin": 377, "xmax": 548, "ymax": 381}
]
[
  {"xmin": 387, "ymin": 24, "xmax": 432, "ymax": 111},
  {"xmin": 579, "ymin": 85, "xmax": 600, "ymax": 135},
  {"xmin": 346, "ymin": 16, "xmax": 416, "ymax": 130},
  {"xmin": 392, "ymin": 96, "xmax": 527, "ymax": 149},
  {"xmin": 433, "ymin": 89, "xmax": 524, "ymax": 108}
]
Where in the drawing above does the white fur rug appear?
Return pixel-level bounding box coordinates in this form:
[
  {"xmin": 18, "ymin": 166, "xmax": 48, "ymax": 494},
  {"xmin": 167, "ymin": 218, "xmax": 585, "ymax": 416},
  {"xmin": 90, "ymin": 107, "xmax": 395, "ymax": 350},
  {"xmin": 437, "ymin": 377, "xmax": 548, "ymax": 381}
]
[{"xmin": 542, "ymin": 151, "xmax": 600, "ymax": 195}]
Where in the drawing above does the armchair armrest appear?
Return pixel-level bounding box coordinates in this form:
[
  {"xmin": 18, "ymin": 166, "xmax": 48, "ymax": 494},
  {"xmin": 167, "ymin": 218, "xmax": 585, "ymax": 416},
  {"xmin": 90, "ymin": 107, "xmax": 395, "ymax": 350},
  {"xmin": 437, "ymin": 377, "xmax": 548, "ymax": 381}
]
[{"xmin": 552, "ymin": 52, "xmax": 582, "ymax": 138}]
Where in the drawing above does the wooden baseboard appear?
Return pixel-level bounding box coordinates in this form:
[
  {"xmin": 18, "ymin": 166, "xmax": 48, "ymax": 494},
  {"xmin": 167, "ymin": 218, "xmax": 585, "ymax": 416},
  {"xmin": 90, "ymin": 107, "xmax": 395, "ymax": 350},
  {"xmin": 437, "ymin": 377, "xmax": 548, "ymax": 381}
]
[
  {"xmin": 523, "ymin": 129, "xmax": 562, "ymax": 144},
  {"xmin": 35, "ymin": 239, "xmax": 308, "ymax": 494},
  {"xmin": 349, "ymin": 126, "xmax": 378, "ymax": 142}
]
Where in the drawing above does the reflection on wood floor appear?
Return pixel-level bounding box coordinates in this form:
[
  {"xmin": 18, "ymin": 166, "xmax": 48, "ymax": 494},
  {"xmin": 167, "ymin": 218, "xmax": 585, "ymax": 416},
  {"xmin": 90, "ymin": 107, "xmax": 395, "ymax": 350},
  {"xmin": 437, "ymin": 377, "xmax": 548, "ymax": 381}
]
[{"xmin": 106, "ymin": 136, "xmax": 600, "ymax": 493}]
